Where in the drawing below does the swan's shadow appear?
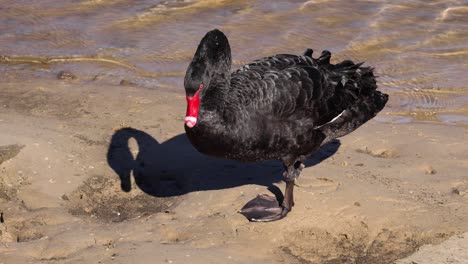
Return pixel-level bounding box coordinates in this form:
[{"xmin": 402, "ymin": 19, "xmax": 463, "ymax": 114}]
[{"xmin": 107, "ymin": 128, "xmax": 340, "ymax": 199}]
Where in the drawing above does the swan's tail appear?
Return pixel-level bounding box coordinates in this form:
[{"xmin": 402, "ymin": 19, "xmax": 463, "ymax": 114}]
[
  {"xmin": 319, "ymin": 90, "xmax": 388, "ymax": 144},
  {"xmin": 302, "ymin": 48, "xmax": 388, "ymax": 143}
]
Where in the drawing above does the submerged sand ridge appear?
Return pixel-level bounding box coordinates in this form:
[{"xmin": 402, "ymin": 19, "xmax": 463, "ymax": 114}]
[
  {"xmin": 1, "ymin": 0, "xmax": 468, "ymax": 124},
  {"xmin": 0, "ymin": 80, "xmax": 467, "ymax": 263}
]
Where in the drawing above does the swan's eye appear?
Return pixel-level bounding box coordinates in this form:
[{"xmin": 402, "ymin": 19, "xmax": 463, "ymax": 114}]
[{"xmin": 199, "ymin": 83, "xmax": 204, "ymax": 90}]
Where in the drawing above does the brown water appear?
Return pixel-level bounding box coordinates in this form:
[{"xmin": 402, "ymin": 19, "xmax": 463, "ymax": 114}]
[{"xmin": 1, "ymin": 0, "xmax": 467, "ymax": 124}]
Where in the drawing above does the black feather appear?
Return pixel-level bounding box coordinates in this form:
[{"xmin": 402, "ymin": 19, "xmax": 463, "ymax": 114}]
[
  {"xmin": 184, "ymin": 30, "xmax": 388, "ymax": 162},
  {"xmin": 303, "ymin": 48, "xmax": 313, "ymax": 57}
]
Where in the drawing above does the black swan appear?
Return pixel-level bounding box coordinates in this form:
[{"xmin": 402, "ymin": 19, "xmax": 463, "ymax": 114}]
[{"xmin": 183, "ymin": 29, "xmax": 388, "ymax": 222}]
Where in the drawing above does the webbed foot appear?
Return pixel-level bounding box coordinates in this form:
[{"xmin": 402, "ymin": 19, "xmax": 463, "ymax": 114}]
[{"xmin": 239, "ymin": 194, "xmax": 291, "ymax": 222}]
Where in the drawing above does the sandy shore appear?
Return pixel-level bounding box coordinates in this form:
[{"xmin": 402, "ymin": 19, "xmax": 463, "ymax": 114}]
[{"xmin": 0, "ymin": 78, "xmax": 467, "ymax": 263}]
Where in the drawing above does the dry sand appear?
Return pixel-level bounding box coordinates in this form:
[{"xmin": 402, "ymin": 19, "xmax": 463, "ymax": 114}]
[{"xmin": 0, "ymin": 78, "xmax": 467, "ymax": 263}]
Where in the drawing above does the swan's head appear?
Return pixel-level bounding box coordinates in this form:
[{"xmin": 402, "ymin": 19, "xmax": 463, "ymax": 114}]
[{"xmin": 184, "ymin": 29, "xmax": 231, "ymax": 128}]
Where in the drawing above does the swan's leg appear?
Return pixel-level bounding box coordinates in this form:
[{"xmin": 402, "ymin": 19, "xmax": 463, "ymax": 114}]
[{"xmin": 239, "ymin": 157, "xmax": 304, "ymax": 222}]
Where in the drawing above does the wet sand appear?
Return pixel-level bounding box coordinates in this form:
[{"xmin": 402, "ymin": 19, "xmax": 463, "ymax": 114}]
[{"xmin": 0, "ymin": 79, "xmax": 467, "ymax": 263}]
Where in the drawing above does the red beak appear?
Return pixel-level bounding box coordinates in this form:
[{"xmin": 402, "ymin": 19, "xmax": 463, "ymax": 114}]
[{"xmin": 185, "ymin": 89, "xmax": 201, "ymax": 128}]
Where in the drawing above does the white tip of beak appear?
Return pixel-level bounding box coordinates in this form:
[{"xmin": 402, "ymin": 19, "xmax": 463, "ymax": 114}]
[{"xmin": 185, "ymin": 116, "xmax": 197, "ymax": 128}]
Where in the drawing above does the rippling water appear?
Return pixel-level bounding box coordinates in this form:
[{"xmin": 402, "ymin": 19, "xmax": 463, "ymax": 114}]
[{"xmin": 1, "ymin": 0, "xmax": 467, "ymax": 124}]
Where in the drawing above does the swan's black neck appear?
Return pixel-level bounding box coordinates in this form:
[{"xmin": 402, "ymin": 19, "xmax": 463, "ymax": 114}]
[{"xmin": 184, "ymin": 29, "xmax": 232, "ymax": 114}]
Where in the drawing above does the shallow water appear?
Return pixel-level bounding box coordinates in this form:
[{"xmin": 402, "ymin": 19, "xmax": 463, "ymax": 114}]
[{"xmin": 1, "ymin": 0, "xmax": 467, "ymax": 124}]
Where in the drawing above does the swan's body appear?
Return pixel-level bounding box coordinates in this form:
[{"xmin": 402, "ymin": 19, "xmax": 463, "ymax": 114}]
[{"xmin": 184, "ymin": 29, "xmax": 388, "ymax": 222}]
